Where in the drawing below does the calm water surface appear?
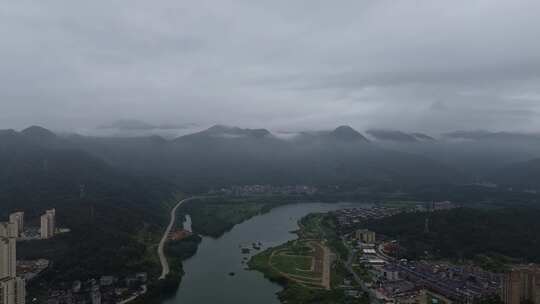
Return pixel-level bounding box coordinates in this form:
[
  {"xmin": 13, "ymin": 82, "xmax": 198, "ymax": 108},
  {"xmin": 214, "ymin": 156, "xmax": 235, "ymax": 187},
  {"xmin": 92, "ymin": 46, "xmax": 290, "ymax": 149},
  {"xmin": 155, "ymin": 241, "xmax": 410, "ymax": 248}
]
[{"xmin": 163, "ymin": 202, "xmax": 364, "ymax": 304}]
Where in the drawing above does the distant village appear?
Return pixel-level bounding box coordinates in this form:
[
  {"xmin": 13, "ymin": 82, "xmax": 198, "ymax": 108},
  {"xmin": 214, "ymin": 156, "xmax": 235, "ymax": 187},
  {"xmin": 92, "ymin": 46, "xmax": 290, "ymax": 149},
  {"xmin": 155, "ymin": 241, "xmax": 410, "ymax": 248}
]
[{"xmin": 209, "ymin": 184, "xmax": 318, "ymax": 196}]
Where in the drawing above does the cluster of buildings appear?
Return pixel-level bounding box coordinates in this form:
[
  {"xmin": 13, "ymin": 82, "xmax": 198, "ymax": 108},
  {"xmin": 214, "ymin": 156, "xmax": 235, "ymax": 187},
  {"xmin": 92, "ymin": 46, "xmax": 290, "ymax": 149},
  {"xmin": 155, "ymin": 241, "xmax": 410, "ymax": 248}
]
[
  {"xmin": 346, "ymin": 238, "xmax": 504, "ymax": 304},
  {"xmin": 46, "ymin": 273, "xmax": 147, "ymax": 304},
  {"xmin": 342, "ymin": 217, "xmax": 539, "ymax": 304},
  {"xmin": 0, "ymin": 221, "xmax": 25, "ymax": 304},
  {"xmin": 335, "ymin": 201, "xmax": 458, "ymax": 234},
  {"xmin": 373, "ymin": 261, "xmax": 503, "ymax": 304},
  {"xmin": 426, "ymin": 201, "xmax": 457, "ymax": 212},
  {"xmin": 335, "ymin": 206, "xmax": 402, "ymax": 233},
  {"xmin": 370, "ymin": 262, "xmax": 540, "ymax": 304},
  {"xmin": 211, "ymin": 184, "xmax": 318, "ymax": 196}
]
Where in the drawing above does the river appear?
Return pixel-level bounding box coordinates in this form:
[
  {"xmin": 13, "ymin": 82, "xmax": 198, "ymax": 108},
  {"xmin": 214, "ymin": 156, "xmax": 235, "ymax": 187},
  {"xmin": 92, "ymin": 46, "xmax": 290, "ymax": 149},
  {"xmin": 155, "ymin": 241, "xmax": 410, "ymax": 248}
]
[{"xmin": 163, "ymin": 202, "xmax": 363, "ymax": 304}]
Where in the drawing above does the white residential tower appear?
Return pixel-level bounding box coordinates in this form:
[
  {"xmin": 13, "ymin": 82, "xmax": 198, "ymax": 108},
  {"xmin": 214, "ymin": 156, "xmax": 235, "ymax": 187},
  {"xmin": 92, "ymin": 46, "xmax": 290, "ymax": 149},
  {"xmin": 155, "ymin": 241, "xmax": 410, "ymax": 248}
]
[{"xmin": 40, "ymin": 209, "xmax": 55, "ymax": 240}]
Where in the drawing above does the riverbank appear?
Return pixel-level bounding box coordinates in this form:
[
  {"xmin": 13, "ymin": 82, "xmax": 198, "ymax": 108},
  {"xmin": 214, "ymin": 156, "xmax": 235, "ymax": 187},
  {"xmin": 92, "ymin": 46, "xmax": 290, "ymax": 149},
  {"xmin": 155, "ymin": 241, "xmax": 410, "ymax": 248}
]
[
  {"xmin": 248, "ymin": 212, "xmax": 369, "ymax": 304},
  {"xmin": 163, "ymin": 202, "xmax": 362, "ymax": 304},
  {"xmin": 158, "ymin": 197, "xmax": 196, "ymax": 279},
  {"xmin": 136, "ymin": 196, "xmax": 295, "ymax": 304},
  {"xmin": 131, "ymin": 197, "xmax": 199, "ymax": 304},
  {"xmin": 176, "ymin": 196, "xmax": 299, "ymax": 237}
]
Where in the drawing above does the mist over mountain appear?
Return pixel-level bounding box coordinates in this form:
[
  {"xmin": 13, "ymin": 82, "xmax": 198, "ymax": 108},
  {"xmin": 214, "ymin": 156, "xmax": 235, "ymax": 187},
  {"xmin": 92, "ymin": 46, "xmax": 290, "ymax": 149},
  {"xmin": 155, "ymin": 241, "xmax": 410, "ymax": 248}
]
[
  {"xmin": 327, "ymin": 125, "xmax": 369, "ymax": 142},
  {"xmin": 366, "ymin": 129, "xmax": 435, "ymax": 142},
  {"xmin": 21, "ymin": 125, "xmax": 58, "ymax": 139},
  {"xmin": 1, "ymin": 125, "xmax": 463, "ymax": 190},
  {"xmin": 176, "ymin": 125, "xmax": 273, "ymax": 141},
  {"xmin": 442, "ymin": 130, "xmax": 540, "ymax": 142},
  {"xmin": 5, "ymin": 124, "xmax": 540, "ymax": 194},
  {"xmin": 99, "ymin": 119, "xmax": 198, "ymax": 131},
  {"xmin": 411, "ymin": 133, "xmax": 435, "ymax": 141},
  {"xmin": 72, "ymin": 119, "xmax": 203, "ymax": 139}
]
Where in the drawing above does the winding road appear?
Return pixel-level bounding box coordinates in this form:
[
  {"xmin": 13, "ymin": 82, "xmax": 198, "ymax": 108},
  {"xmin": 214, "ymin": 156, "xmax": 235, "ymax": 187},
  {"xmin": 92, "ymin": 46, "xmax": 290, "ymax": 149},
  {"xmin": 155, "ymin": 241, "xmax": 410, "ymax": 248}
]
[{"xmin": 158, "ymin": 197, "xmax": 194, "ymax": 280}]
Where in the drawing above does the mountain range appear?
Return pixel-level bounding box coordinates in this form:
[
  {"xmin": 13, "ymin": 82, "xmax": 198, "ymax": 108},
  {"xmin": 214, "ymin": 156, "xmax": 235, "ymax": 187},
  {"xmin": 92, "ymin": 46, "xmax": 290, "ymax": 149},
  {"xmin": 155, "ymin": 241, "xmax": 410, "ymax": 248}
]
[{"xmin": 4, "ymin": 124, "xmax": 540, "ymax": 192}]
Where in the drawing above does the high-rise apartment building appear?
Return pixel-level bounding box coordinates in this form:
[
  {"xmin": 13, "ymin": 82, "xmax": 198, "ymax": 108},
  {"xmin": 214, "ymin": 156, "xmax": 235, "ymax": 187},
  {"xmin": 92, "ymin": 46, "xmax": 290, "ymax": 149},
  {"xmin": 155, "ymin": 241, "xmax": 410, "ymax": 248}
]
[
  {"xmin": 355, "ymin": 229, "xmax": 376, "ymax": 243},
  {"xmin": 0, "ymin": 277, "xmax": 25, "ymax": 304},
  {"xmin": 502, "ymin": 265, "xmax": 540, "ymax": 304},
  {"xmin": 40, "ymin": 209, "xmax": 56, "ymax": 240},
  {"xmin": 0, "ymin": 223, "xmax": 16, "ymax": 279},
  {"xmin": 0, "ymin": 222, "xmax": 25, "ymax": 304},
  {"xmin": 7, "ymin": 214, "xmax": 23, "ymax": 238}
]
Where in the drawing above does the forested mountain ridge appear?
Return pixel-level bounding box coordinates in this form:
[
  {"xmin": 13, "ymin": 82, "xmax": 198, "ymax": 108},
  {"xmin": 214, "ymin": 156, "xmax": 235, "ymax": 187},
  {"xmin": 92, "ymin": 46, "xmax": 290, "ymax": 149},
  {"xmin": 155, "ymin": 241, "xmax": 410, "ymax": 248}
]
[
  {"xmin": 366, "ymin": 207, "xmax": 540, "ymax": 265},
  {"xmin": 0, "ymin": 127, "xmax": 174, "ymax": 281},
  {"xmin": 62, "ymin": 125, "xmax": 465, "ymax": 191},
  {"xmin": 7, "ymin": 124, "xmax": 540, "ymax": 195}
]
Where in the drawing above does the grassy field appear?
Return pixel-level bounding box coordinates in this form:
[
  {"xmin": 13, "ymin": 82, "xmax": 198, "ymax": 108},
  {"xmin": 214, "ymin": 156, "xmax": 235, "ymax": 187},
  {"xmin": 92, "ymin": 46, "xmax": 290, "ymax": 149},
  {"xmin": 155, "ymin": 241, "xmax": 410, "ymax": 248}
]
[
  {"xmin": 249, "ymin": 212, "xmax": 369, "ymax": 304},
  {"xmin": 249, "ymin": 240, "xmax": 356, "ymax": 304},
  {"xmin": 299, "ymin": 213, "xmax": 325, "ymax": 238},
  {"xmin": 272, "ymin": 254, "xmax": 313, "ymax": 274},
  {"xmin": 250, "ymin": 240, "xmax": 322, "ymax": 286},
  {"xmin": 300, "ymin": 213, "xmax": 348, "ymax": 260}
]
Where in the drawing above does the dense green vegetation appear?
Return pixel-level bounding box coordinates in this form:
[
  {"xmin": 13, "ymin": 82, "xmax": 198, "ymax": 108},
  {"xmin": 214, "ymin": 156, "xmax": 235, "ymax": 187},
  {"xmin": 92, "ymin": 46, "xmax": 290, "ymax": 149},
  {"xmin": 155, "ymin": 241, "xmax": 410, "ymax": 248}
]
[
  {"xmin": 56, "ymin": 124, "xmax": 540, "ymax": 192},
  {"xmin": 300, "ymin": 213, "xmax": 348, "ymax": 260},
  {"xmin": 0, "ymin": 128, "xmax": 176, "ymax": 299},
  {"xmin": 278, "ymin": 284, "xmax": 367, "ymax": 304},
  {"xmin": 132, "ymin": 235, "xmax": 203, "ymax": 304},
  {"xmin": 133, "ymin": 272, "xmax": 181, "ymax": 304},
  {"xmin": 165, "ymin": 234, "xmax": 202, "ymax": 260},
  {"xmin": 66, "ymin": 124, "xmax": 466, "ymax": 191},
  {"xmin": 351, "ymin": 264, "xmax": 372, "ymax": 283},
  {"xmin": 248, "ymin": 246, "xmax": 286, "ymax": 282},
  {"xmin": 366, "ymin": 207, "xmax": 540, "ymax": 265},
  {"xmin": 178, "ymin": 196, "xmax": 290, "ymax": 237},
  {"xmin": 272, "ymin": 254, "xmax": 313, "ymax": 276}
]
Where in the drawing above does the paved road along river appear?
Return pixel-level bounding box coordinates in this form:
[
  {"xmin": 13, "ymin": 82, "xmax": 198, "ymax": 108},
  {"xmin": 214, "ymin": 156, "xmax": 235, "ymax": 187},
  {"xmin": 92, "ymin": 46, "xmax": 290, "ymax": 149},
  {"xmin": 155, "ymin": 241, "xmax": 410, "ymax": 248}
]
[{"xmin": 158, "ymin": 197, "xmax": 195, "ymax": 279}]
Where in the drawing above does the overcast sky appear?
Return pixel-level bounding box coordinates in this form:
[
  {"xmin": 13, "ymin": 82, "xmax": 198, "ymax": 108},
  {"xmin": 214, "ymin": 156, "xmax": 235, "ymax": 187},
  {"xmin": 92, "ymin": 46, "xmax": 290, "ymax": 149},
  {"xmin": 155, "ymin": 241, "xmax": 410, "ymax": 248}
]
[{"xmin": 1, "ymin": 0, "xmax": 540, "ymax": 133}]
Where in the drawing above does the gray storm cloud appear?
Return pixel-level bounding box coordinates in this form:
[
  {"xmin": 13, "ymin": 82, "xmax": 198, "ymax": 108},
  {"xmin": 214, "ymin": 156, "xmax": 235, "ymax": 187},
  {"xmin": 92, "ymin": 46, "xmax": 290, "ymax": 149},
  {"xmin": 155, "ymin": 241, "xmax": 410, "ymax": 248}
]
[{"xmin": 1, "ymin": 0, "xmax": 540, "ymax": 133}]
